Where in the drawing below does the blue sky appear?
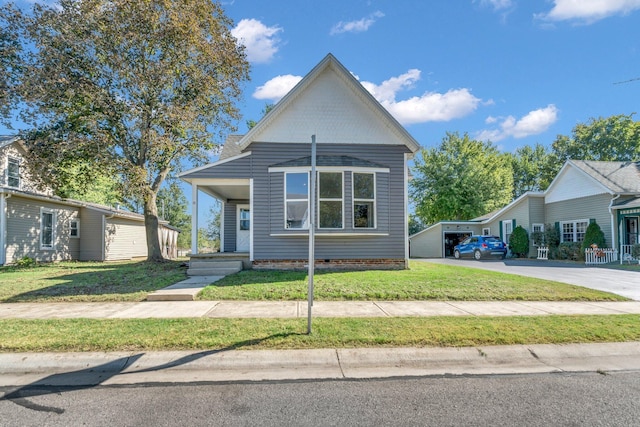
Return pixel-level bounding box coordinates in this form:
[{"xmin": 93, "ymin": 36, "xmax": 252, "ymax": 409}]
[
  {"xmin": 3, "ymin": 0, "xmax": 640, "ymax": 221},
  {"xmin": 223, "ymin": 0, "xmax": 639, "ymax": 153}
]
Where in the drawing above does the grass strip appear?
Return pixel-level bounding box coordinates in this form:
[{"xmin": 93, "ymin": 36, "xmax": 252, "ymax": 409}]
[{"xmin": 1, "ymin": 315, "xmax": 639, "ymax": 352}]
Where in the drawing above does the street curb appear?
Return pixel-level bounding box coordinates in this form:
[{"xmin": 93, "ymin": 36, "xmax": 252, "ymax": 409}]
[{"xmin": 1, "ymin": 342, "xmax": 640, "ymax": 387}]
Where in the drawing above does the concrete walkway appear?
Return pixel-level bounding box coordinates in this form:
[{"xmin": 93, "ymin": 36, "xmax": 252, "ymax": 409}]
[
  {"xmin": 3, "ymin": 300, "xmax": 640, "ymax": 319},
  {"xmin": 419, "ymin": 258, "xmax": 640, "ymax": 301}
]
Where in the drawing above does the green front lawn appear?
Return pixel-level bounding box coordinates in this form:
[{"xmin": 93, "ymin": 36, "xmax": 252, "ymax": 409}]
[
  {"xmin": 0, "ymin": 260, "xmax": 188, "ymax": 302},
  {"xmin": 197, "ymin": 261, "xmax": 627, "ymax": 301},
  {"xmin": 0, "ymin": 259, "xmax": 627, "ymax": 303}
]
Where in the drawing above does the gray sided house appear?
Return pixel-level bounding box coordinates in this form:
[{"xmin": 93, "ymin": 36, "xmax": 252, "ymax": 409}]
[
  {"xmin": 180, "ymin": 54, "xmax": 421, "ymax": 270},
  {"xmin": 0, "ymin": 136, "xmax": 179, "ymax": 265},
  {"xmin": 410, "ymin": 160, "xmax": 640, "ymax": 258}
]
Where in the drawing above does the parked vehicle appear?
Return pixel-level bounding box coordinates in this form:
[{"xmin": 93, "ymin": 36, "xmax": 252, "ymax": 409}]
[{"xmin": 453, "ymin": 235, "xmax": 507, "ymax": 260}]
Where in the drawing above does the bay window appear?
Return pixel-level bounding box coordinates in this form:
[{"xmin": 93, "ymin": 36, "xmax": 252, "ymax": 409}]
[
  {"xmin": 285, "ymin": 172, "xmax": 309, "ymax": 229},
  {"xmin": 318, "ymin": 172, "xmax": 343, "ymax": 229},
  {"xmin": 353, "ymin": 172, "xmax": 375, "ymax": 228}
]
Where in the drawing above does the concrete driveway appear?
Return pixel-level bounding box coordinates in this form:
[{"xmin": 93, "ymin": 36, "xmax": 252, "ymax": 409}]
[{"xmin": 415, "ymin": 258, "xmax": 640, "ymax": 301}]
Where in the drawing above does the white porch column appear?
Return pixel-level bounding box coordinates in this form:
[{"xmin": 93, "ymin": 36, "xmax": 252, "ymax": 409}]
[
  {"xmin": 0, "ymin": 194, "xmax": 6, "ymax": 266},
  {"xmin": 249, "ymin": 178, "xmax": 254, "ymax": 261},
  {"xmin": 191, "ymin": 183, "xmax": 199, "ymax": 255},
  {"xmin": 219, "ymin": 201, "xmax": 225, "ymax": 253}
]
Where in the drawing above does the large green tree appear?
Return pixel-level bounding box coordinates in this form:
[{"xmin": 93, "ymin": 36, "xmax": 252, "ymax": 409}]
[
  {"xmin": 0, "ymin": 6, "xmax": 21, "ymax": 124},
  {"xmin": 510, "ymin": 143, "xmax": 554, "ymax": 198},
  {"xmin": 411, "ymin": 132, "xmax": 514, "ymax": 224},
  {"xmin": 551, "ymin": 113, "xmax": 640, "ymax": 163},
  {"xmin": 2, "ymin": 0, "xmax": 250, "ymax": 261}
]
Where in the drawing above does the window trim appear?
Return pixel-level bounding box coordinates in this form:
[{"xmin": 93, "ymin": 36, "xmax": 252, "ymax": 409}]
[
  {"xmin": 318, "ymin": 171, "xmax": 344, "ymax": 230},
  {"xmin": 7, "ymin": 156, "xmax": 20, "ymax": 189},
  {"xmin": 40, "ymin": 208, "xmax": 56, "ymax": 250},
  {"xmin": 70, "ymin": 219, "xmax": 80, "ymax": 238},
  {"xmin": 560, "ymin": 219, "xmax": 589, "ymax": 243},
  {"xmin": 352, "ymin": 172, "xmax": 376, "ymax": 229},
  {"xmin": 284, "ymin": 171, "xmax": 309, "ymax": 230}
]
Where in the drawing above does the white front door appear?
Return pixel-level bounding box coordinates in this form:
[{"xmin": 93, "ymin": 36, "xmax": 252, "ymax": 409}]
[{"xmin": 236, "ymin": 204, "xmax": 250, "ymax": 252}]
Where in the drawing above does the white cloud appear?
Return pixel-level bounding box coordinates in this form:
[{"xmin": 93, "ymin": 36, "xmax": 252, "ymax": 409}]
[
  {"xmin": 476, "ymin": 104, "xmax": 559, "ymax": 142},
  {"xmin": 253, "ymin": 74, "xmax": 303, "ymax": 101},
  {"xmin": 537, "ymin": 0, "xmax": 640, "ymax": 23},
  {"xmin": 361, "ymin": 71, "xmax": 482, "ymax": 124},
  {"xmin": 253, "ymin": 68, "xmax": 483, "ymax": 125},
  {"xmin": 231, "ymin": 19, "xmax": 282, "ymax": 64},
  {"xmin": 330, "ymin": 11, "xmax": 385, "ymax": 35}
]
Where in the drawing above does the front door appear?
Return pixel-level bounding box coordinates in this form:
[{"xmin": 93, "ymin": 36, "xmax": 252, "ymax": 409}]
[
  {"xmin": 625, "ymin": 217, "xmax": 638, "ymax": 245},
  {"xmin": 236, "ymin": 205, "xmax": 250, "ymax": 252}
]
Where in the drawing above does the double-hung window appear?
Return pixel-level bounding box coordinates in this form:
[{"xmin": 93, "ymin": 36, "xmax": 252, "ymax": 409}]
[
  {"xmin": 353, "ymin": 172, "xmax": 375, "ymax": 228},
  {"xmin": 40, "ymin": 208, "xmax": 55, "ymax": 250},
  {"xmin": 70, "ymin": 219, "xmax": 80, "ymax": 238},
  {"xmin": 561, "ymin": 219, "xmax": 589, "ymax": 242},
  {"xmin": 318, "ymin": 172, "xmax": 343, "ymax": 229},
  {"xmin": 7, "ymin": 157, "xmax": 20, "ymax": 188},
  {"xmin": 285, "ymin": 172, "xmax": 309, "ymax": 229}
]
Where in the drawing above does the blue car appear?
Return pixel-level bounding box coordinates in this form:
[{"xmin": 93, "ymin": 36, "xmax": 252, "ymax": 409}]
[{"xmin": 454, "ymin": 235, "xmax": 507, "ymax": 260}]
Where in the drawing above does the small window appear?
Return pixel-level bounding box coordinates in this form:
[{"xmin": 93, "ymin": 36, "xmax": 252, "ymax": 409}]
[
  {"xmin": 503, "ymin": 221, "xmax": 513, "ymax": 244},
  {"xmin": 482, "ymin": 227, "xmax": 490, "ymax": 236},
  {"xmin": 239, "ymin": 208, "xmax": 250, "ymax": 231},
  {"xmin": 40, "ymin": 208, "xmax": 55, "ymax": 250},
  {"xmin": 353, "ymin": 172, "xmax": 375, "ymax": 228},
  {"xmin": 7, "ymin": 157, "xmax": 20, "ymax": 188},
  {"xmin": 318, "ymin": 172, "xmax": 343, "ymax": 229},
  {"xmin": 285, "ymin": 172, "xmax": 309, "ymax": 229},
  {"xmin": 70, "ymin": 219, "xmax": 80, "ymax": 238}
]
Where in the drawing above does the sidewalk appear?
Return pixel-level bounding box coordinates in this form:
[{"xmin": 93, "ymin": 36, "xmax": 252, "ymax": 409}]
[{"xmin": 2, "ymin": 300, "xmax": 640, "ymax": 319}]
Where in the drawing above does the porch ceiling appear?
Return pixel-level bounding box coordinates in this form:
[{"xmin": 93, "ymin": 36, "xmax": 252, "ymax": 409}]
[{"xmin": 193, "ymin": 179, "xmax": 250, "ymax": 201}]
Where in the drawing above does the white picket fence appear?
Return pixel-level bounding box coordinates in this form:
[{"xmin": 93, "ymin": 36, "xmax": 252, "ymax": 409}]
[
  {"xmin": 537, "ymin": 246, "xmax": 549, "ymax": 260},
  {"xmin": 584, "ymin": 247, "xmax": 618, "ymax": 265},
  {"xmin": 620, "ymin": 245, "xmax": 640, "ymax": 264}
]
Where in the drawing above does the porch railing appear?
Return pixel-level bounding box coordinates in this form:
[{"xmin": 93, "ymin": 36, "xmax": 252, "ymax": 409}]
[
  {"xmin": 584, "ymin": 247, "xmax": 618, "ymax": 265},
  {"xmin": 620, "ymin": 244, "xmax": 639, "ymax": 264}
]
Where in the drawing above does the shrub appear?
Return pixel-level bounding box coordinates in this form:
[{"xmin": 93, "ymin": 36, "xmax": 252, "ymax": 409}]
[
  {"xmin": 546, "ymin": 225, "xmax": 560, "ymax": 247},
  {"xmin": 15, "ymin": 256, "xmax": 36, "ymax": 268},
  {"xmin": 580, "ymin": 221, "xmax": 606, "ymax": 252},
  {"xmin": 509, "ymin": 226, "xmax": 529, "ymax": 257},
  {"xmin": 556, "ymin": 242, "xmax": 582, "ymax": 261},
  {"xmin": 632, "ymin": 244, "xmax": 640, "ymax": 259}
]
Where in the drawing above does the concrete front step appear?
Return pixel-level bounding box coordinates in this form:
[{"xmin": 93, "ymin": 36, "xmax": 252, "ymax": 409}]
[
  {"xmin": 189, "ymin": 260, "xmax": 243, "ymax": 269},
  {"xmin": 187, "ymin": 267, "xmax": 242, "ymax": 276},
  {"xmin": 187, "ymin": 259, "xmax": 243, "ymax": 277}
]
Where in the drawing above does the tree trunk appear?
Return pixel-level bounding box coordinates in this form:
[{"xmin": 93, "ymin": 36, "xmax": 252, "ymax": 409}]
[{"xmin": 144, "ymin": 192, "xmax": 165, "ymax": 262}]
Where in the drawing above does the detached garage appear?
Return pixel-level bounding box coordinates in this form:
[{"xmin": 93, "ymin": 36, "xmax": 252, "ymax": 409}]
[{"xmin": 409, "ymin": 222, "xmax": 480, "ymax": 258}]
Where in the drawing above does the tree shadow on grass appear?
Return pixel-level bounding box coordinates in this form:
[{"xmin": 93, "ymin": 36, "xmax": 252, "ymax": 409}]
[
  {"xmin": 1, "ymin": 332, "xmax": 304, "ymax": 414},
  {"xmin": 2, "ymin": 260, "xmax": 187, "ymax": 303}
]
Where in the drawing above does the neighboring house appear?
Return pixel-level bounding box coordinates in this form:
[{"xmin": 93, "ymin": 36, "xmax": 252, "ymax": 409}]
[
  {"xmin": 179, "ymin": 54, "xmax": 421, "ymax": 270},
  {"xmin": 410, "ymin": 159, "xmax": 640, "ymax": 258},
  {"xmin": 0, "ymin": 136, "xmax": 179, "ymax": 265}
]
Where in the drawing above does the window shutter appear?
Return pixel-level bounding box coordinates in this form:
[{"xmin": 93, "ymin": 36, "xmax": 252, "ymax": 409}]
[
  {"xmin": 512, "ymin": 219, "xmax": 516, "ymax": 228},
  {"xmin": 589, "ymin": 218, "xmax": 596, "ymax": 224},
  {"xmin": 499, "ymin": 220, "xmax": 503, "ymax": 240}
]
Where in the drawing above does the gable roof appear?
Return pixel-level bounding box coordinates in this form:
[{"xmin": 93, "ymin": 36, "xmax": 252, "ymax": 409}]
[
  {"xmin": 232, "ymin": 53, "xmax": 420, "ymax": 154},
  {"xmin": 570, "ymin": 160, "xmax": 640, "ymax": 194},
  {"xmin": 0, "ymin": 135, "xmax": 18, "ymax": 148}
]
